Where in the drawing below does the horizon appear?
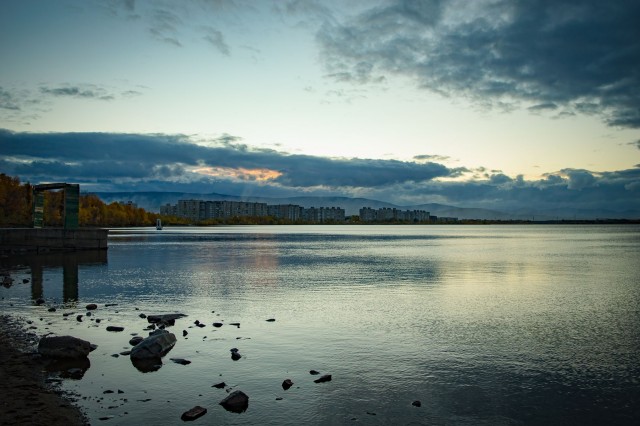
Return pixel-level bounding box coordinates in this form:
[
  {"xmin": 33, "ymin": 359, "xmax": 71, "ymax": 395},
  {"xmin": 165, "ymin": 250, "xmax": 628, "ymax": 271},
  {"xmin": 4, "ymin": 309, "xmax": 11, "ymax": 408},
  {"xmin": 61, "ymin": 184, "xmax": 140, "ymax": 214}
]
[{"xmin": 1, "ymin": 1, "xmax": 639, "ymax": 216}]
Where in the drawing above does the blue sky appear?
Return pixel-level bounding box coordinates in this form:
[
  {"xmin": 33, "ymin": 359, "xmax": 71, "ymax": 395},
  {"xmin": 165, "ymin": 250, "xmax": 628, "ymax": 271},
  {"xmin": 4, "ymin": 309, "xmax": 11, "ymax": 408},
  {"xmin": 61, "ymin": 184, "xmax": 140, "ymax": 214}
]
[{"xmin": 1, "ymin": 0, "xmax": 639, "ymax": 215}]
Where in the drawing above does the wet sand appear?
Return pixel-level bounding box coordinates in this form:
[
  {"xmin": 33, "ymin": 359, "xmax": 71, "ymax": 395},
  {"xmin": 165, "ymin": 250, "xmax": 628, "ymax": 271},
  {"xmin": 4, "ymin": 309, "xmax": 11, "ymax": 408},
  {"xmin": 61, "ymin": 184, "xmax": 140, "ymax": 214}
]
[{"xmin": 0, "ymin": 315, "xmax": 86, "ymax": 426}]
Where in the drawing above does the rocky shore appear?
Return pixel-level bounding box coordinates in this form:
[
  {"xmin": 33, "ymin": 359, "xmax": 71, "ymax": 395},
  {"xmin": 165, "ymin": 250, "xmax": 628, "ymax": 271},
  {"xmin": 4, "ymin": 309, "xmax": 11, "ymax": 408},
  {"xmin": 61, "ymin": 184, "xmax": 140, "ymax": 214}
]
[{"xmin": 0, "ymin": 315, "xmax": 87, "ymax": 425}]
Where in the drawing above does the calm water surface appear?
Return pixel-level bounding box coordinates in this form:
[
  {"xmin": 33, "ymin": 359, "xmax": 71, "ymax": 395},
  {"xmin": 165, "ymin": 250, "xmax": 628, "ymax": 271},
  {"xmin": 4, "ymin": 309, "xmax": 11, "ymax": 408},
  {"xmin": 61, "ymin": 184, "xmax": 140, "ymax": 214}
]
[{"xmin": 2, "ymin": 225, "xmax": 639, "ymax": 425}]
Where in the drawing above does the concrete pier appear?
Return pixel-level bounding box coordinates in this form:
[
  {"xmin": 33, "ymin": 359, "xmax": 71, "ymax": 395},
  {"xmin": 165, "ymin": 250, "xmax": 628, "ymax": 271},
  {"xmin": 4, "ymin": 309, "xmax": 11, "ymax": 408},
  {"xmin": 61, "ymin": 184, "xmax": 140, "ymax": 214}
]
[{"xmin": 0, "ymin": 228, "xmax": 108, "ymax": 255}]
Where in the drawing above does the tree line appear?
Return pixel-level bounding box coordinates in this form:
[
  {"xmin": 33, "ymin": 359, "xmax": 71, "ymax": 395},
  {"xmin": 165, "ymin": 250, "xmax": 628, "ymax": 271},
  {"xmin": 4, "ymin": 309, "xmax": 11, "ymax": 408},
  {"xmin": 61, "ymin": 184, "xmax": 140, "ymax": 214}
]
[{"xmin": 0, "ymin": 173, "xmax": 187, "ymax": 227}]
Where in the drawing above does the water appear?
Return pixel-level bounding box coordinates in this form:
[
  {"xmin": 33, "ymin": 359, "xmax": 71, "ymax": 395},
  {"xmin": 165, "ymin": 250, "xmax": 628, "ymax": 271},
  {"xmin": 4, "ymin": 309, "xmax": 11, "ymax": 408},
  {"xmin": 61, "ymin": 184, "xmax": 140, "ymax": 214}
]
[{"xmin": 2, "ymin": 225, "xmax": 639, "ymax": 425}]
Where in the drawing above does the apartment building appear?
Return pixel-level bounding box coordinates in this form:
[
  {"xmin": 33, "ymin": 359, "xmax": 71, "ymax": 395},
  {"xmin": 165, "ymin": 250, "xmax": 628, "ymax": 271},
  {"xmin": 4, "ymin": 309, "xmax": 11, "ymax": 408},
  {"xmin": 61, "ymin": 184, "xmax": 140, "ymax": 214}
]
[{"xmin": 359, "ymin": 206, "xmax": 430, "ymax": 223}]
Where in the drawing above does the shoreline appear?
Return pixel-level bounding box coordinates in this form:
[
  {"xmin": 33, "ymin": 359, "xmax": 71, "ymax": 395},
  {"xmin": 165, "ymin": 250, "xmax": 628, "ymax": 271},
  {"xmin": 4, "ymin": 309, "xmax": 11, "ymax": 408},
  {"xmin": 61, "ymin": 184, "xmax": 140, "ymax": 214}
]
[{"xmin": 0, "ymin": 314, "xmax": 87, "ymax": 426}]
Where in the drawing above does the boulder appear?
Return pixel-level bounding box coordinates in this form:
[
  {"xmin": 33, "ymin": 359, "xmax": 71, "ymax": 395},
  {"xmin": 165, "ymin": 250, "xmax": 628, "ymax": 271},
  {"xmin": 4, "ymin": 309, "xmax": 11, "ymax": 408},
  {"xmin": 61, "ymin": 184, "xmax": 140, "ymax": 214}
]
[
  {"xmin": 38, "ymin": 335, "xmax": 92, "ymax": 359},
  {"xmin": 412, "ymin": 400, "xmax": 422, "ymax": 407},
  {"xmin": 130, "ymin": 357, "xmax": 163, "ymax": 373},
  {"xmin": 170, "ymin": 358, "xmax": 191, "ymax": 365},
  {"xmin": 86, "ymin": 303, "xmax": 98, "ymax": 310},
  {"xmin": 219, "ymin": 390, "xmax": 249, "ymax": 413},
  {"xmin": 106, "ymin": 326, "xmax": 124, "ymax": 332},
  {"xmin": 130, "ymin": 330, "xmax": 177, "ymax": 360},
  {"xmin": 282, "ymin": 379, "xmax": 294, "ymax": 390}
]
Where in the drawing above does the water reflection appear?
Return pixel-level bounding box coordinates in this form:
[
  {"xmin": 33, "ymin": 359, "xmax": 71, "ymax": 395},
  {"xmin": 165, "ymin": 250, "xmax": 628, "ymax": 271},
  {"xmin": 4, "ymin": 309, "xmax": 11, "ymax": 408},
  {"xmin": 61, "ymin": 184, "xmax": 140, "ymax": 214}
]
[{"xmin": 0, "ymin": 250, "xmax": 107, "ymax": 303}]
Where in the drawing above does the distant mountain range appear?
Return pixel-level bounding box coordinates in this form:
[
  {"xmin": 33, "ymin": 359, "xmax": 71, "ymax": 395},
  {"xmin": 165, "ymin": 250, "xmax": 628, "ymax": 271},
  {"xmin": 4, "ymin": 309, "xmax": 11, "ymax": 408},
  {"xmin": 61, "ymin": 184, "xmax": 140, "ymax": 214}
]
[{"xmin": 93, "ymin": 191, "xmax": 638, "ymax": 221}]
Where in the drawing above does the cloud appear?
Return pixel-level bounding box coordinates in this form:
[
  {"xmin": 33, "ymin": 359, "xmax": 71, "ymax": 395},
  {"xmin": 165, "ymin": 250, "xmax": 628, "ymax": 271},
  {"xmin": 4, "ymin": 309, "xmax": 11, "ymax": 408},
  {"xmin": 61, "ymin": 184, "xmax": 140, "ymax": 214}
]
[
  {"xmin": 413, "ymin": 154, "xmax": 450, "ymax": 162},
  {"xmin": 149, "ymin": 8, "xmax": 183, "ymax": 47},
  {"xmin": 0, "ymin": 84, "xmax": 145, "ymax": 124},
  {"xmin": 39, "ymin": 85, "xmax": 116, "ymax": 101},
  {"xmin": 0, "ymin": 129, "xmax": 454, "ymax": 189},
  {"xmin": 317, "ymin": 0, "xmax": 640, "ymax": 128},
  {"xmin": 2, "ymin": 129, "xmax": 638, "ymax": 216},
  {"xmin": 563, "ymin": 169, "xmax": 598, "ymax": 190},
  {"xmin": 0, "ymin": 87, "xmax": 21, "ymax": 111},
  {"xmin": 202, "ymin": 26, "xmax": 231, "ymax": 55}
]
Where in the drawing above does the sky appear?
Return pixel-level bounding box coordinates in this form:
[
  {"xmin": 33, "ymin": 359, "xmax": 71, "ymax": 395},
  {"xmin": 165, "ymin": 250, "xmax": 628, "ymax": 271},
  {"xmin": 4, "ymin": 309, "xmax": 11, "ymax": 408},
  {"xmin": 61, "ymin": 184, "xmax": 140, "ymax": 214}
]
[{"xmin": 1, "ymin": 0, "xmax": 639, "ymax": 216}]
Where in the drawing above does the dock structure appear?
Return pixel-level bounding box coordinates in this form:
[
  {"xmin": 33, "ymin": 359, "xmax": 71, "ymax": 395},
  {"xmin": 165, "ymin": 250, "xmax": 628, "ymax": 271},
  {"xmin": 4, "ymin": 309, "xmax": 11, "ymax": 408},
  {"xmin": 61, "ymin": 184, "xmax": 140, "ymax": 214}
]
[{"xmin": 0, "ymin": 228, "xmax": 108, "ymax": 255}]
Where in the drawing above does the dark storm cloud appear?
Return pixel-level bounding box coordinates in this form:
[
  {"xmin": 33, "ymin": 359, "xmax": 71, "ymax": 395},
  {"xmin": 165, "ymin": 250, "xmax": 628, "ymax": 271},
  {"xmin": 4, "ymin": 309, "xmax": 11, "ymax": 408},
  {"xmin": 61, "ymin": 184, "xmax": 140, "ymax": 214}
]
[
  {"xmin": 0, "ymin": 129, "xmax": 454, "ymax": 188},
  {"xmin": 377, "ymin": 168, "xmax": 640, "ymax": 214},
  {"xmin": 318, "ymin": 0, "xmax": 640, "ymax": 128}
]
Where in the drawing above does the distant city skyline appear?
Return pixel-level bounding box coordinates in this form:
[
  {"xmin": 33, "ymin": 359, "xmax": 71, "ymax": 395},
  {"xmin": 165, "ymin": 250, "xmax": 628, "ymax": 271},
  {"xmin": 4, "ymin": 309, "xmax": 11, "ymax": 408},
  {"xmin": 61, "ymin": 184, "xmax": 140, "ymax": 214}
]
[{"xmin": 1, "ymin": 1, "xmax": 639, "ymax": 215}]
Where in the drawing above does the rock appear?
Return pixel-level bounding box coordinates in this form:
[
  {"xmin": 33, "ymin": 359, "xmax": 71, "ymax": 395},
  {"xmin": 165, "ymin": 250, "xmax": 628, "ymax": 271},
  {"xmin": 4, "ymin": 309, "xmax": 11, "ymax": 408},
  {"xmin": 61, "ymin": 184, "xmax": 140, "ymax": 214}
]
[
  {"xmin": 35, "ymin": 298, "xmax": 45, "ymax": 305},
  {"xmin": 23, "ymin": 278, "xmax": 30, "ymax": 284},
  {"xmin": 170, "ymin": 358, "xmax": 191, "ymax": 365},
  {"xmin": 129, "ymin": 336, "xmax": 144, "ymax": 346},
  {"xmin": 130, "ymin": 330, "xmax": 177, "ymax": 360},
  {"xmin": 139, "ymin": 313, "xmax": 147, "ymax": 319},
  {"xmin": 212, "ymin": 322, "xmax": 223, "ymax": 328},
  {"xmin": 48, "ymin": 307, "xmax": 56, "ymax": 312},
  {"xmin": 147, "ymin": 313, "xmax": 187, "ymax": 326},
  {"xmin": 219, "ymin": 390, "xmax": 249, "ymax": 413},
  {"xmin": 309, "ymin": 370, "xmax": 320, "ymax": 375},
  {"xmin": 182, "ymin": 330, "xmax": 188, "ymax": 337},
  {"xmin": 230, "ymin": 348, "xmax": 241, "ymax": 361},
  {"xmin": 120, "ymin": 350, "xmax": 132, "ymax": 356},
  {"xmin": 229, "ymin": 322, "xmax": 240, "ymax": 328},
  {"xmin": 266, "ymin": 318, "xmax": 276, "ymax": 322},
  {"xmin": 86, "ymin": 312, "xmax": 92, "ymax": 317},
  {"xmin": 412, "ymin": 400, "xmax": 422, "ymax": 407},
  {"xmin": 76, "ymin": 315, "xmax": 83, "ymax": 322},
  {"xmin": 44, "ymin": 357, "xmax": 91, "ymax": 379},
  {"xmin": 282, "ymin": 379, "xmax": 294, "ymax": 390},
  {"xmin": 86, "ymin": 303, "xmax": 98, "ymax": 310},
  {"xmin": 106, "ymin": 326, "xmax": 125, "ymax": 332},
  {"xmin": 181, "ymin": 405, "xmax": 207, "ymax": 421},
  {"xmin": 130, "ymin": 357, "xmax": 163, "ymax": 373},
  {"xmin": 212, "ymin": 382, "xmax": 226, "ymax": 389},
  {"xmin": 64, "ymin": 367, "xmax": 85, "ymax": 380},
  {"xmin": 314, "ymin": 374, "xmax": 332, "ymax": 383},
  {"xmin": 38, "ymin": 335, "xmax": 92, "ymax": 359}
]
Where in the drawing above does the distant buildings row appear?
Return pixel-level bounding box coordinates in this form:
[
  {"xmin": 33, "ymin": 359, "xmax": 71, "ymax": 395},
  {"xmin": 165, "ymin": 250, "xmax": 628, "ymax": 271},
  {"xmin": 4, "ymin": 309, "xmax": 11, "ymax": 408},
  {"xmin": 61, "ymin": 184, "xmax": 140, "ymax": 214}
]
[
  {"xmin": 160, "ymin": 199, "xmax": 457, "ymax": 223},
  {"xmin": 160, "ymin": 200, "xmax": 346, "ymax": 223}
]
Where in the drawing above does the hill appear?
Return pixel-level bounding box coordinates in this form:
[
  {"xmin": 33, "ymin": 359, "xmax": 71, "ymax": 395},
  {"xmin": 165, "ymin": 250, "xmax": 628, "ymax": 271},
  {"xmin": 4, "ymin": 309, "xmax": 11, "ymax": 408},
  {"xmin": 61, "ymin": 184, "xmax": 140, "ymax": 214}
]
[{"xmin": 93, "ymin": 191, "xmax": 640, "ymax": 221}]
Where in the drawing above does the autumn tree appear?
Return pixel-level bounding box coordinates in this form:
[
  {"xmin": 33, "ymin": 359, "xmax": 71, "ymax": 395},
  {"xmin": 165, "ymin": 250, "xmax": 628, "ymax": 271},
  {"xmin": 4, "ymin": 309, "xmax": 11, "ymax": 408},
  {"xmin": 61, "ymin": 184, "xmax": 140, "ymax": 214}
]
[{"xmin": 0, "ymin": 174, "xmax": 33, "ymax": 227}]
